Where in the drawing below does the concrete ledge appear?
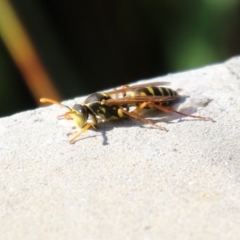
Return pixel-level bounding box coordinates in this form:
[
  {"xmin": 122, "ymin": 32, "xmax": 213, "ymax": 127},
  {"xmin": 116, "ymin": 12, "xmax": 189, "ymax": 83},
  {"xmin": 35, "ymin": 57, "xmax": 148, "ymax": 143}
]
[{"xmin": 1, "ymin": 56, "xmax": 240, "ymax": 239}]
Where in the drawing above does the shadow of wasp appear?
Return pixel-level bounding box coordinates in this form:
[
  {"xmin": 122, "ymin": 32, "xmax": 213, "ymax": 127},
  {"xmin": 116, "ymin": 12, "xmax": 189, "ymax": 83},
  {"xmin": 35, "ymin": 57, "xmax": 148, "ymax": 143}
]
[{"xmin": 40, "ymin": 82, "xmax": 213, "ymax": 144}]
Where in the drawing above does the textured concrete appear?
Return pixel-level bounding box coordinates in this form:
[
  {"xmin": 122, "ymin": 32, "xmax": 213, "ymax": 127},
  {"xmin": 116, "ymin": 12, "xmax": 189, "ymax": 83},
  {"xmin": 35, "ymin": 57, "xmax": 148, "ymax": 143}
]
[{"xmin": 0, "ymin": 56, "xmax": 240, "ymax": 240}]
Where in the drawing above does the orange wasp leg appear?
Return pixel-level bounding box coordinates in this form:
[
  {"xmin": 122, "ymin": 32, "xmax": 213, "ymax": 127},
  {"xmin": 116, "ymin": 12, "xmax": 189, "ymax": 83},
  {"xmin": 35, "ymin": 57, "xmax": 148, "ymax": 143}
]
[
  {"xmin": 143, "ymin": 102, "xmax": 214, "ymax": 121},
  {"xmin": 119, "ymin": 108, "xmax": 167, "ymax": 131},
  {"xmin": 70, "ymin": 123, "xmax": 96, "ymax": 144},
  {"xmin": 57, "ymin": 111, "xmax": 73, "ymax": 120},
  {"xmin": 132, "ymin": 102, "xmax": 149, "ymax": 114}
]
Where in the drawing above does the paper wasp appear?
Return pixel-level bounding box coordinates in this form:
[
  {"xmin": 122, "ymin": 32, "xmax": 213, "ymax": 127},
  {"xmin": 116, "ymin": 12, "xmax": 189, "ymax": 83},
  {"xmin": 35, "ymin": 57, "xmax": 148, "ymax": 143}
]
[{"xmin": 40, "ymin": 82, "xmax": 213, "ymax": 144}]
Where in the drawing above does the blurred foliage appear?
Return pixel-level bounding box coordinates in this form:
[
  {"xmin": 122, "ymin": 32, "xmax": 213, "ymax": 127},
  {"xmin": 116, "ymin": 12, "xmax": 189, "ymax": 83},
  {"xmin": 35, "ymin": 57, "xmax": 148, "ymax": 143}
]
[
  {"xmin": 0, "ymin": 0, "xmax": 240, "ymax": 117},
  {"xmin": 0, "ymin": 38, "xmax": 35, "ymax": 116}
]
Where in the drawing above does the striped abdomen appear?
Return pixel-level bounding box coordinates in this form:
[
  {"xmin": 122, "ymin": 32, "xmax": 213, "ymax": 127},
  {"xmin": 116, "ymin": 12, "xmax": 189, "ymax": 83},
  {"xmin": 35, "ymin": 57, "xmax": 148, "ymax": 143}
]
[
  {"xmin": 125, "ymin": 87, "xmax": 179, "ymax": 106},
  {"xmin": 128, "ymin": 87, "xmax": 178, "ymax": 97}
]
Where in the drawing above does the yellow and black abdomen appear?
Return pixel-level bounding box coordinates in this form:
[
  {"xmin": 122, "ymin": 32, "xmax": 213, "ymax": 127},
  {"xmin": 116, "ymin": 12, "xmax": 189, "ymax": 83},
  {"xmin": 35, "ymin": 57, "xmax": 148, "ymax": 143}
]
[
  {"xmin": 127, "ymin": 87, "xmax": 178, "ymax": 98},
  {"xmin": 125, "ymin": 87, "xmax": 179, "ymax": 107}
]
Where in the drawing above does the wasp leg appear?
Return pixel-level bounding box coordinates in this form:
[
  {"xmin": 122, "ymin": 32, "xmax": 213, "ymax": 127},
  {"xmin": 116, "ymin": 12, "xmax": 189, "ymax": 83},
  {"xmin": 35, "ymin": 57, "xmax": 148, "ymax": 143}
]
[
  {"xmin": 70, "ymin": 123, "xmax": 97, "ymax": 144},
  {"xmin": 57, "ymin": 111, "xmax": 73, "ymax": 120},
  {"xmin": 145, "ymin": 102, "xmax": 214, "ymax": 121},
  {"xmin": 119, "ymin": 109, "xmax": 167, "ymax": 131},
  {"xmin": 132, "ymin": 102, "xmax": 149, "ymax": 114}
]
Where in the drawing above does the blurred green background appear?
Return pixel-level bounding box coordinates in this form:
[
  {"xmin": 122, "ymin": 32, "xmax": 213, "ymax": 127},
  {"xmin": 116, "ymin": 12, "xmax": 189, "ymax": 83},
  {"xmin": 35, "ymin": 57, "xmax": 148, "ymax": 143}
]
[{"xmin": 0, "ymin": 0, "xmax": 240, "ymax": 117}]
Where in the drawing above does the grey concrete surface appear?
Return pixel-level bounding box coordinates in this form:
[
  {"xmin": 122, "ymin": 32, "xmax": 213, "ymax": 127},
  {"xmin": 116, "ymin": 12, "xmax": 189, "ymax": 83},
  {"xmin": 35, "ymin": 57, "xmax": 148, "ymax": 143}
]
[{"xmin": 0, "ymin": 56, "xmax": 240, "ymax": 240}]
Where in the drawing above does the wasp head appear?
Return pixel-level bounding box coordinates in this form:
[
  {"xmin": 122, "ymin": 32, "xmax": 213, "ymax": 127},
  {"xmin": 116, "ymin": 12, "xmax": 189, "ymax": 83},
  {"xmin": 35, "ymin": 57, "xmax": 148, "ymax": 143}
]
[
  {"xmin": 71, "ymin": 104, "xmax": 89, "ymax": 128},
  {"xmin": 40, "ymin": 98, "xmax": 89, "ymax": 128}
]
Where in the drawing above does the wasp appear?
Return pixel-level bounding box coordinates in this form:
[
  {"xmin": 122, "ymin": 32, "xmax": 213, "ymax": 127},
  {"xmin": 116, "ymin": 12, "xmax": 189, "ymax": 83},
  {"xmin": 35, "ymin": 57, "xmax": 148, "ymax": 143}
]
[{"xmin": 40, "ymin": 82, "xmax": 213, "ymax": 144}]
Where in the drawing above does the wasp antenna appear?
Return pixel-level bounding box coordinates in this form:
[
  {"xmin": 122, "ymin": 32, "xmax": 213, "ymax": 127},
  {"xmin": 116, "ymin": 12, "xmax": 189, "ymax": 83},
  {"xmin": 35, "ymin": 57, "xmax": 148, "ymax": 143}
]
[
  {"xmin": 40, "ymin": 98, "xmax": 71, "ymax": 110},
  {"xmin": 40, "ymin": 97, "xmax": 61, "ymax": 104}
]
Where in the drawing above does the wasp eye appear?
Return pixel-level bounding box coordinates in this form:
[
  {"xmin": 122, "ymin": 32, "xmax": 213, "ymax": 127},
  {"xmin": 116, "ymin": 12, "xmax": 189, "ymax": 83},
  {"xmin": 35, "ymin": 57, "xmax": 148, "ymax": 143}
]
[{"xmin": 72, "ymin": 104, "xmax": 87, "ymax": 115}]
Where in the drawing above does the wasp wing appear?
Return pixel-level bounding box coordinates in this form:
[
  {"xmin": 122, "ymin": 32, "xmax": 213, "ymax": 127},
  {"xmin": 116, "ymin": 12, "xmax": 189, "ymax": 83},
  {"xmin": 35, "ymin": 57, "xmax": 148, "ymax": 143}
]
[
  {"xmin": 106, "ymin": 82, "xmax": 171, "ymax": 95},
  {"xmin": 105, "ymin": 95, "xmax": 180, "ymax": 106}
]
